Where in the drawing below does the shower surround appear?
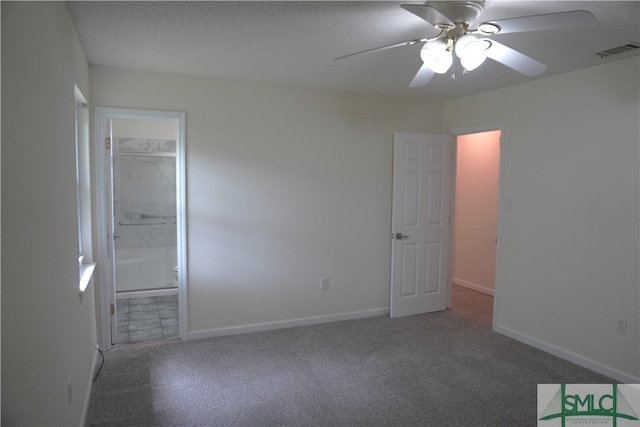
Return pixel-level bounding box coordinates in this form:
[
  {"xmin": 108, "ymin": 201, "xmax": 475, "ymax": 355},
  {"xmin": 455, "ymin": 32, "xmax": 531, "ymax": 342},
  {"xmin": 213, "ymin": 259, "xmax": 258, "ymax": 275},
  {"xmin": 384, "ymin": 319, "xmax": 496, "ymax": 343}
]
[{"xmin": 113, "ymin": 138, "xmax": 177, "ymax": 293}]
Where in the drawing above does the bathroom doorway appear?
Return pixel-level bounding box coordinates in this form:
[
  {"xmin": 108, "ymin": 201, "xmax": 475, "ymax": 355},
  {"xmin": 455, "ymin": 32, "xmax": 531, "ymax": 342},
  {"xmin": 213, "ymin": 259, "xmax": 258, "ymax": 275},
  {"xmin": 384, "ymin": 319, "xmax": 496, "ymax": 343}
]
[
  {"xmin": 95, "ymin": 108, "xmax": 187, "ymax": 348},
  {"xmin": 112, "ymin": 118, "xmax": 178, "ymax": 343}
]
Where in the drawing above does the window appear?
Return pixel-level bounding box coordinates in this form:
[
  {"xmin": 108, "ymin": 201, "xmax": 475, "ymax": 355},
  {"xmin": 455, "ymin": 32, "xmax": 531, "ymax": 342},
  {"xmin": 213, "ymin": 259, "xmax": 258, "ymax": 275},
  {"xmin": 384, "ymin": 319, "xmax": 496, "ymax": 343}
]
[{"xmin": 75, "ymin": 85, "xmax": 96, "ymax": 294}]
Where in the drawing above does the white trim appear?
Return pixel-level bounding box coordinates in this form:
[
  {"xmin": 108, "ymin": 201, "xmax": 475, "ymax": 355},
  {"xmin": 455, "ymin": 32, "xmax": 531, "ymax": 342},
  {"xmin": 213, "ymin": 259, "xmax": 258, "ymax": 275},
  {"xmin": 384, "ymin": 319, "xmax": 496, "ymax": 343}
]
[
  {"xmin": 495, "ymin": 324, "xmax": 639, "ymax": 384},
  {"xmin": 94, "ymin": 109, "xmax": 111, "ymax": 350},
  {"xmin": 188, "ymin": 308, "xmax": 389, "ymax": 341},
  {"xmin": 450, "ymin": 122, "xmax": 505, "ymax": 137},
  {"xmin": 116, "ymin": 288, "xmax": 178, "ymax": 300},
  {"xmin": 79, "ymin": 346, "xmax": 100, "ymax": 427},
  {"xmin": 94, "ymin": 107, "xmax": 187, "ymax": 350},
  {"xmin": 446, "ymin": 140, "xmax": 458, "ymax": 310},
  {"xmin": 175, "ymin": 112, "xmax": 188, "ymax": 342},
  {"xmin": 452, "ymin": 278, "xmax": 494, "ymax": 296}
]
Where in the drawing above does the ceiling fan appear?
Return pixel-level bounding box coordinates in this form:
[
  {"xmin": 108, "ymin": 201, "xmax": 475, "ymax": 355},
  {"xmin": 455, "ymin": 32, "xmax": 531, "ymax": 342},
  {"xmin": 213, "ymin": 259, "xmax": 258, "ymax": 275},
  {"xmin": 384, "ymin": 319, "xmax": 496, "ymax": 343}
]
[{"xmin": 335, "ymin": 1, "xmax": 596, "ymax": 87}]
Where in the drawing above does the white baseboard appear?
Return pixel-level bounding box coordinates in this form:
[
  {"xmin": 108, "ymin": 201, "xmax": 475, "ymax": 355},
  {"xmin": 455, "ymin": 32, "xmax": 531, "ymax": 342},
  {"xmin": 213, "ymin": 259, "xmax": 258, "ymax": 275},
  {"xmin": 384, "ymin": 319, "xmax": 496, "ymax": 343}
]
[
  {"xmin": 495, "ymin": 324, "xmax": 639, "ymax": 384},
  {"xmin": 453, "ymin": 278, "xmax": 494, "ymax": 296},
  {"xmin": 80, "ymin": 345, "xmax": 100, "ymax": 427},
  {"xmin": 188, "ymin": 307, "xmax": 389, "ymax": 341}
]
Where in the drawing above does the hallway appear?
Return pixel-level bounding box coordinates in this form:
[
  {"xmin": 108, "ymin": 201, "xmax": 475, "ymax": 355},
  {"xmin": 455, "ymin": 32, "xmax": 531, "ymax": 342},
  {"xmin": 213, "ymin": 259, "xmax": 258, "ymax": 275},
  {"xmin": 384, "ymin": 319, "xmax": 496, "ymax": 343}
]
[{"xmin": 450, "ymin": 284, "xmax": 493, "ymax": 327}]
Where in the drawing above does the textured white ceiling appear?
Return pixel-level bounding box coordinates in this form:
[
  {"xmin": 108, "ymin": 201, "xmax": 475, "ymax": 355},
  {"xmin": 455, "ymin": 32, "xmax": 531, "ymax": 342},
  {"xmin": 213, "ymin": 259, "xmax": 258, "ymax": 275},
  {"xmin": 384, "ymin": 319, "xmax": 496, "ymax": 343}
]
[{"xmin": 67, "ymin": 1, "xmax": 640, "ymax": 100}]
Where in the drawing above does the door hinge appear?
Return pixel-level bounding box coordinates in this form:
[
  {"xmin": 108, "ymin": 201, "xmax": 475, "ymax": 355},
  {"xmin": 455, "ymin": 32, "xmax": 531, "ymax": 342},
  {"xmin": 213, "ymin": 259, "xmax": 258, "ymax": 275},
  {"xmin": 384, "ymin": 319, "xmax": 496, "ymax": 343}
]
[
  {"xmin": 105, "ymin": 137, "xmax": 111, "ymax": 150},
  {"xmin": 110, "ymin": 304, "xmax": 115, "ymax": 315}
]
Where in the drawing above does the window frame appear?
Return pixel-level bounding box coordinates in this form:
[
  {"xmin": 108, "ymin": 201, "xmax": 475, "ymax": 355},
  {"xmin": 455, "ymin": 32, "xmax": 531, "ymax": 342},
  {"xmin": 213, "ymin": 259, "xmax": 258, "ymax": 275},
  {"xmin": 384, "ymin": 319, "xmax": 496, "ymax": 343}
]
[{"xmin": 75, "ymin": 85, "xmax": 96, "ymax": 295}]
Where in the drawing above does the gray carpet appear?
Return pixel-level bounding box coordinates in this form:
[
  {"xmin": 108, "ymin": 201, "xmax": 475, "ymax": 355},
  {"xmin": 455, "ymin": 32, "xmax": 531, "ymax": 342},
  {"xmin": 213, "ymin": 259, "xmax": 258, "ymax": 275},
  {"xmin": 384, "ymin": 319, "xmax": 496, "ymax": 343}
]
[{"xmin": 87, "ymin": 310, "xmax": 613, "ymax": 426}]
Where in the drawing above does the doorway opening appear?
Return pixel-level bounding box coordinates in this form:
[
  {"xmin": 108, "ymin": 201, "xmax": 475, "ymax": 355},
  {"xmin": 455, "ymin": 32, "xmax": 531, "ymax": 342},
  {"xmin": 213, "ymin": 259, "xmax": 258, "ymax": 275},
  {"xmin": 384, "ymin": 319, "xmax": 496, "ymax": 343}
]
[
  {"xmin": 95, "ymin": 108, "xmax": 187, "ymax": 349},
  {"xmin": 449, "ymin": 128, "xmax": 502, "ymax": 328},
  {"xmin": 112, "ymin": 118, "xmax": 179, "ymax": 343}
]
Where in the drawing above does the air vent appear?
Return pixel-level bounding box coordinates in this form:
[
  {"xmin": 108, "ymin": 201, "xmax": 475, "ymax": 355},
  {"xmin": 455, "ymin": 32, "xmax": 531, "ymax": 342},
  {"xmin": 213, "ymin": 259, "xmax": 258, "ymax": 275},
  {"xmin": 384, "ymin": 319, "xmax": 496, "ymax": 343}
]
[{"xmin": 596, "ymin": 42, "xmax": 640, "ymax": 58}]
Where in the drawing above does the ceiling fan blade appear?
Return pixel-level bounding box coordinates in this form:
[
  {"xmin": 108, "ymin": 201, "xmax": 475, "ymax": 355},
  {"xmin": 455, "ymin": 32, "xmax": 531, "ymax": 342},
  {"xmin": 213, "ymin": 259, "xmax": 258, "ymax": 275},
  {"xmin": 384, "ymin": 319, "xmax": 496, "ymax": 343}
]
[
  {"xmin": 334, "ymin": 38, "xmax": 425, "ymax": 61},
  {"xmin": 484, "ymin": 39, "xmax": 547, "ymax": 76},
  {"xmin": 400, "ymin": 4, "xmax": 455, "ymax": 29},
  {"xmin": 479, "ymin": 10, "xmax": 595, "ymax": 35},
  {"xmin": 409, "ymin": 63, "xmax": 435, "ymax": 87}
]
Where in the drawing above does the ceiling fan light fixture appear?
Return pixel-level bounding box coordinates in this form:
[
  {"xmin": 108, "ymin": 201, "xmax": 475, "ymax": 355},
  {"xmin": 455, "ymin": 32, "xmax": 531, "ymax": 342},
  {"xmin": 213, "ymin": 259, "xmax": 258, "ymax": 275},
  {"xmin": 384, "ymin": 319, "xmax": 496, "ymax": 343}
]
[
  {"xmin": 459, "ymin": 39, "xmax": 491, "ymax": 71},
  {"xmin": 421, "ymin": 40, "xmax": 453, "ymax": 74},
  {"xmin": 460, "ymin": 49, "xmax": 486, "ymax": 71},
  {"xmin": 337, "ymin": 3, "xmax": 598, "ymax": 88},
  {"xmin": 456, "ymin": 36, "xmax": 491, "ymax": 71},
  {"xmin": 454, "ymin": 34, "xmax": 478, "ymax": 58}
]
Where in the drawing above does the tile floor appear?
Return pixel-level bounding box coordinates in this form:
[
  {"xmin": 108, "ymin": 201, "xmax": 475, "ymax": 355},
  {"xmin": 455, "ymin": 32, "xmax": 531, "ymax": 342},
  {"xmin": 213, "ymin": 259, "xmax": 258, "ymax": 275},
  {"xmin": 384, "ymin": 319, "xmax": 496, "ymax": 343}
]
[
  {"xmin": 116, "ymin": 295, "xmax": 179, "ymax": 344},
  {"xmin": 450, "ymin": 284, "xmax": 494, "ymax": 327}
]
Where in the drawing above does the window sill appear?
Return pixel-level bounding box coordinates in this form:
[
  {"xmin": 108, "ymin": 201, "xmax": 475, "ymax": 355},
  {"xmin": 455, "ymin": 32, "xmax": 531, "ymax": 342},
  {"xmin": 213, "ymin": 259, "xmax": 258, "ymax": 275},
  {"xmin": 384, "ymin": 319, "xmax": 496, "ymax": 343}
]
[{"xmin": 79, "ymin": 262, "xmax": 97, "ymax": 296}]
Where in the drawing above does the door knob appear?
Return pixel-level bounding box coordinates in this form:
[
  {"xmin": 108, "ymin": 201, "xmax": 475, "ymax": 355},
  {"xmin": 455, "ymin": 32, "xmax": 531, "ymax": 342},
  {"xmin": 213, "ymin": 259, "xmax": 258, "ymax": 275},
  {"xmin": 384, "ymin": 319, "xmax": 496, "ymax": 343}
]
[{"xmin": 392, "ymin": 233, "xmax": 410, "ymax": 240}]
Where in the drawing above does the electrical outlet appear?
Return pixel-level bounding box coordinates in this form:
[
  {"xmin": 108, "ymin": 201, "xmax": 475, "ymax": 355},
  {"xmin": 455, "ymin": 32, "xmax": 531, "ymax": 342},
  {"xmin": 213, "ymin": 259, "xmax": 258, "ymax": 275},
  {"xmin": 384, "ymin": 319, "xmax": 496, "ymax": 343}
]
[
  {"xmin": 320, "ymin": 276, "xmax": 329, "ymax": 290},
  {"xmin": 67, "ymin": 379, "xmax": 73, "ymax": 406},
  {"xmin": 616, "ymin": 317, "xmax": 627, "ymax": 335}
]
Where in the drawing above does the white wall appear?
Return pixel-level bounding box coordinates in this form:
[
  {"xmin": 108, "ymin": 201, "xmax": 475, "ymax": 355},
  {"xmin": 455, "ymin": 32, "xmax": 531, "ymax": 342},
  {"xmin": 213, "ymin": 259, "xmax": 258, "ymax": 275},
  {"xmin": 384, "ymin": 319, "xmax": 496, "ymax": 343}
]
[
  {"xmin": 1, "ymin": 2, "xmax": 98, "ymax": 425},
  {"xmin": 90, "ymin": 66, "xmax": 443, "ymax": 334},
  {"xmin": 454, "ymin": 130, "xmax": 501, "ymax": 294},
  {"xmin": 444, "ymin": 57, "xmax": 640, "ymax": 382}
]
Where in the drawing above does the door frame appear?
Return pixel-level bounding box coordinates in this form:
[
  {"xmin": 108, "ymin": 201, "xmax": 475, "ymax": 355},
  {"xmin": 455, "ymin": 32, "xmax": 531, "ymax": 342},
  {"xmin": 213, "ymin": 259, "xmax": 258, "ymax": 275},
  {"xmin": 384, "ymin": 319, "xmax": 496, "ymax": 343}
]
[
  {"xmin": 449, "ymin": 122, "xmax": 505, "ymax": 330},
  {"xmin": 94, "ymin": 107, "xmax": 188, "ymax": 350}
]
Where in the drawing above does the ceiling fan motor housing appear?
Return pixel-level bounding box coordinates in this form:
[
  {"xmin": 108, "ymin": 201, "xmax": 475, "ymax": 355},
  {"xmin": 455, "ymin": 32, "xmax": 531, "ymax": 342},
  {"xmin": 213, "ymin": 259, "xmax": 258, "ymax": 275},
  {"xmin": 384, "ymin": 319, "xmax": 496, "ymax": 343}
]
[{"xmin": 429, "ymin": 0, "xmax": 485, "ymax": 25}]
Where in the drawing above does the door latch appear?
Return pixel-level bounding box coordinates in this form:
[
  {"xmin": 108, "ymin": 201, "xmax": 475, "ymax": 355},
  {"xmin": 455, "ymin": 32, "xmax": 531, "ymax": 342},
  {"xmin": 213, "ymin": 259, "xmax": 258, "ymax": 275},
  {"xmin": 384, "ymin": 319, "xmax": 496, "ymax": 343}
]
[{"xmin": 392, "ymin": 233, "xmax": 410, "ymax": 240}]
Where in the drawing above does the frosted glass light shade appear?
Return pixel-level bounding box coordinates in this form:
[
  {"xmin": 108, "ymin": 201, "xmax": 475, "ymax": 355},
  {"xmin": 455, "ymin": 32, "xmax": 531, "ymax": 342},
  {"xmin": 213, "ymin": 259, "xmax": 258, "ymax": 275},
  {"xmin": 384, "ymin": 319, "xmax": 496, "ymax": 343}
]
[
  {"xmin": 454, "ymin": 35, "xmax": 477, "ymax": 58},
  {"xmin": 460, "ymin": 44, "xmax": 487, "ymax": 71},
  {"xmin": 455, "ymin": 35, "xmax": 489, "ymax": 71},
  {"xmin": 420, "ymin": 40, "xmax": 453, "ymax": 74}
]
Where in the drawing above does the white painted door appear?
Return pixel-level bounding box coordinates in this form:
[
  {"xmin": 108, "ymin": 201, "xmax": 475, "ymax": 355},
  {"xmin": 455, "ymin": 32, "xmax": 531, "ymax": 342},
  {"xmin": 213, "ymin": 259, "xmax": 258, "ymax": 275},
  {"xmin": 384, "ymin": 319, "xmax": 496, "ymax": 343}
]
[{"xmin": 390, "ymin": 132, "xmax": 453, "ymax": 318}]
